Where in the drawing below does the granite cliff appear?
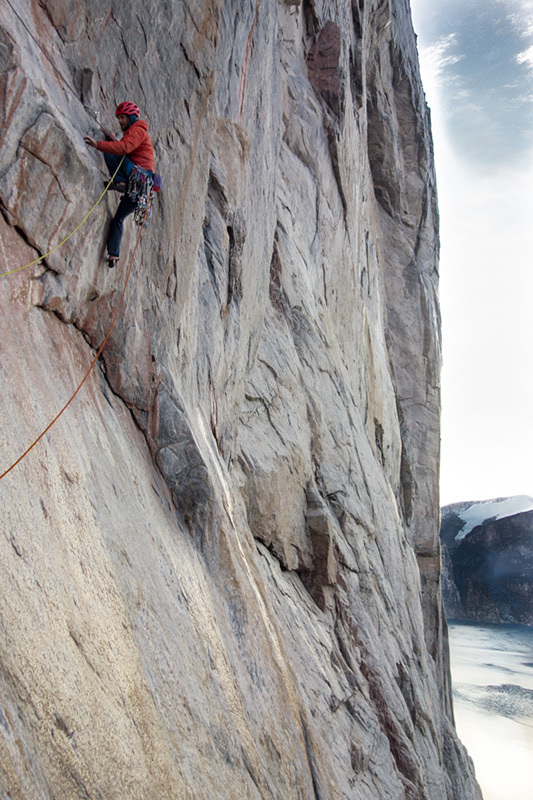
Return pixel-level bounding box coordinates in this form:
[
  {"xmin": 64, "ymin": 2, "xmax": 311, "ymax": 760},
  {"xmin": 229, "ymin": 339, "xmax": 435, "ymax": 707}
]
[
  {"xmin": 0, "ymin": 1, "xmax": 481, "ymax": 798},
  {"xmin": 441, "ymin": 498, "xmax": 533, "ymax": 625}
]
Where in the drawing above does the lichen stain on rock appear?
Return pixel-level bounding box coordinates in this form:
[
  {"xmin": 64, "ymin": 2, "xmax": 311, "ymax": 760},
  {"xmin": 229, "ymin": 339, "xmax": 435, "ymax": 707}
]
[{"xmin": 306, "ymin": 20, "xmax": 343, "ymax": 119}]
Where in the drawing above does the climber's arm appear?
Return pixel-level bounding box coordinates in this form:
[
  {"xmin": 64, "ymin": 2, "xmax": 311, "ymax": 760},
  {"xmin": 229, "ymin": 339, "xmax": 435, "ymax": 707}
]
[{"xmin": 94, "ymin": 125, "xmax": 145, "ymax": 156}]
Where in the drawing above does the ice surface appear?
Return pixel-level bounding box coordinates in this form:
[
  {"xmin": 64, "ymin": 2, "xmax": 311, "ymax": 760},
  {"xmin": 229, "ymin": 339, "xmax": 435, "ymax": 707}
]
[{"xmin": 455, "ymin": 495, "xmax": 533, "ymax": 540}]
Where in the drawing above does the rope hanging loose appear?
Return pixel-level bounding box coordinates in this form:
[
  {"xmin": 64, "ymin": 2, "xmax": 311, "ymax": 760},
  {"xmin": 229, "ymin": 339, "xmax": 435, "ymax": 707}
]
[
  {"xmin": 0, "ymin": 156, "xmax": 125, "ymax": 279},
  {"xmin": 1, "ymin": 1, "xmax": 152, "ymax": 481},
  {"xmin": 0, "ymin": 203, "xmax": 149, "ymax": 482}
]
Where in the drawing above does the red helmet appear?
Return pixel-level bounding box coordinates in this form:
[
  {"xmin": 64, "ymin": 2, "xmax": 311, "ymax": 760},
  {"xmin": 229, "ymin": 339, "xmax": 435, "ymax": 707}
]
[{"xmin": 116, "ymin": 101, "xmax": 140, "ymax": 117}]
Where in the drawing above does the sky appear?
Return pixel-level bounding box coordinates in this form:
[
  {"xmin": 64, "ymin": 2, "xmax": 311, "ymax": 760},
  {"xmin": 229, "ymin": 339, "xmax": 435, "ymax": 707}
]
[{"xmin": 409, "ymin": 0, "xmax": 533, "ymax": 506}]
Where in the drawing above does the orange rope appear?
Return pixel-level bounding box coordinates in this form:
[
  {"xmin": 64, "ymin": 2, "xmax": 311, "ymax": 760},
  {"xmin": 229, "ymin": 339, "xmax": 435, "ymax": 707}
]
[
  {"xmin": 0, "ymin": 207, "xmax": 148, "ymax": 481},
  {"xmin": 0, "ymin": 156, "xmax": 125, "ymax": 278}
]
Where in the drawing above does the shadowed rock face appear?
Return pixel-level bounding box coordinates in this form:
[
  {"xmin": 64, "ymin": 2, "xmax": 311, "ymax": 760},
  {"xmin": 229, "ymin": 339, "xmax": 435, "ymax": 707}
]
[
  {"xmin": 441, "ymin": 506, "xmax": 533, "ymax": 625},
  {"xmin": 0, "ymin": 1, "xmax": 480, "ymax": 799}
]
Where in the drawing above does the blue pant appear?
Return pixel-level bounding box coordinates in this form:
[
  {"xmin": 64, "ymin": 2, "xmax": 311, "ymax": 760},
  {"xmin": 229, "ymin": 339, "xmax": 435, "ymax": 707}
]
[{"xmin": 104, "ymin": 153, "xmax": 137, "ymax": 258}]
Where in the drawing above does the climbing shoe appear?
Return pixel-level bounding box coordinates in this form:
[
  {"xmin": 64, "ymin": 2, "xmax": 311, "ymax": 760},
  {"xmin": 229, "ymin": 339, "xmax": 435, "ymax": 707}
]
[{"xmin": 107, "ymin": 255, "xmax": 119, "ymax": 268}]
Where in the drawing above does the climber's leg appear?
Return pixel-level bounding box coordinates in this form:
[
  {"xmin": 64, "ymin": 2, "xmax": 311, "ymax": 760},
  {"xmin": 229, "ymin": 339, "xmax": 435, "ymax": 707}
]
[
  {"xmin": 107, "ymin": 195, "xmax": 137, "ymax": 260},
  {"xmin": 103, "ymin": 153, "xmax": 134, "ymax": 186}
]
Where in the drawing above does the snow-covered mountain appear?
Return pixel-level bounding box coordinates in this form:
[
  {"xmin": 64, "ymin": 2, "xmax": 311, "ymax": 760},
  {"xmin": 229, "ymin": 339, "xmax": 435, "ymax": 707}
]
[
  {"xmin": 443, "ymin": 496, "xmax": 533, "ymax": 541},
  {"xmin": 440, "ymin": 496, "xmax": 533, "ymax": 625}
]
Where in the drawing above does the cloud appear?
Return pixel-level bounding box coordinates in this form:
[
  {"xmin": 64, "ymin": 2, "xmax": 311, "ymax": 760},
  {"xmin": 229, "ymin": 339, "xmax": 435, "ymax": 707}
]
[
  {"xmin": 411, "ymin": 0, "xmax": 533, "ymax": 505},
  {"xmin": 517, "ymin": 43, "xmax": 533, "ymax": 69},
  {"xmin": 418, "ymin": 33, "xmax": 465, "ymax": 92},
  {"xmin": 505, "ymin": 0, "xmax": 533, "ymax": 39},
  {"xmin": 416, "ymin": 2, "xmax": 533, "ymax": 167}
]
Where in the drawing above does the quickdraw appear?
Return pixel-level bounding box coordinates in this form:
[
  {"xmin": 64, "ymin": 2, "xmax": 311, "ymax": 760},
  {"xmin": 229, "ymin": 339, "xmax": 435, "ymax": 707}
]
[{"xmin": 127, "ymin": 165, "xmax": 155, "ymax": 225}]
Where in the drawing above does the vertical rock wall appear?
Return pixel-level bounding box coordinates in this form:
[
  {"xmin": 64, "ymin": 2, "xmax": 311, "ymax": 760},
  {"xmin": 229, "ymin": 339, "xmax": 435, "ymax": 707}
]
[{"xmin": 0, "ymin": 1, "xmax": 480, "ymax": 798}]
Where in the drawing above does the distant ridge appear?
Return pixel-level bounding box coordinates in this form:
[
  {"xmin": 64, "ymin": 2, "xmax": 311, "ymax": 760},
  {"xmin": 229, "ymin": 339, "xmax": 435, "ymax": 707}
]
[
  {"xmin": 442, "ymin": 495, "xmax": 533, "ymax": 541},
  {"xmin": 440, "ymin": 496, "xmax": 533, "ymax": 625}
]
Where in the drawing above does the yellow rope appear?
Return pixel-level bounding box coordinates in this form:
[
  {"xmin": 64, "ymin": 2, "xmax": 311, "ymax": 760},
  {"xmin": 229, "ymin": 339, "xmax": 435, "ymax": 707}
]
[
  {"xmin": 0, "ymin": 155, "xmax": 125, "ymax": 278},
  {"xmin": 0, "ymin": 201, "xmax": 148, "ymax": 482}
]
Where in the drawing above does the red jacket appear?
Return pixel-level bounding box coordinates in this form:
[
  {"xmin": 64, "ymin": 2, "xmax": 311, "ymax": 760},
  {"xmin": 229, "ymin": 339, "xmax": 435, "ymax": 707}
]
[{"xmin": 97, "ymin": 119, "xmax": 155, "ymax": 171}]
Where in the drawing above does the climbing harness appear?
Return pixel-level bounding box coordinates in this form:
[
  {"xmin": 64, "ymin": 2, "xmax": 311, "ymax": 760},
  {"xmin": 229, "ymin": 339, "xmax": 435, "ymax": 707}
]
[
  {"xmin": 0, "ymin": 204, "xmax": 149, "ymax": 482},
  {"xmin": 0, "ymin": 156, "xmax": 125, "ymax": 278},
  {"xmin": 127, "ymin": 165, "xmax": 155, "ymax": 225},
  {"xmin": 2, "ymin": 0, "xmax": 161, "ymax": 267},
  {"xmin": 0, "ymin": 1, "xmax": 157, "ymax": 481}
]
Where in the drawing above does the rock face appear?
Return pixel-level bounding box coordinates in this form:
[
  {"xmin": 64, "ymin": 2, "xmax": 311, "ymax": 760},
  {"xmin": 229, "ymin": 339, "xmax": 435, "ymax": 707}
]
[
  {"xmin": 0, "ymin": 2, "xmax": 480, "ymax": 799},
  {"xmin": 441, "ymin": 498, "xmax": 533, "ymax": 625}
]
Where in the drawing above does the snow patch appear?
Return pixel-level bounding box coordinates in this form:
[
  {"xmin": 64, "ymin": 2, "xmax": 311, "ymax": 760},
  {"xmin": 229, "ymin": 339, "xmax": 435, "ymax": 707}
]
[{"xmin": 455, "ymin": 495, "xmax": 533, "ymax": 541}]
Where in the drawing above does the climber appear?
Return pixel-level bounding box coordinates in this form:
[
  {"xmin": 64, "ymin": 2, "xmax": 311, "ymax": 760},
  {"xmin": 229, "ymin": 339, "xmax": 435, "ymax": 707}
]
[{"xmin": 84, "ymin": 102, "xmax": 155, "ymax": 267}]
